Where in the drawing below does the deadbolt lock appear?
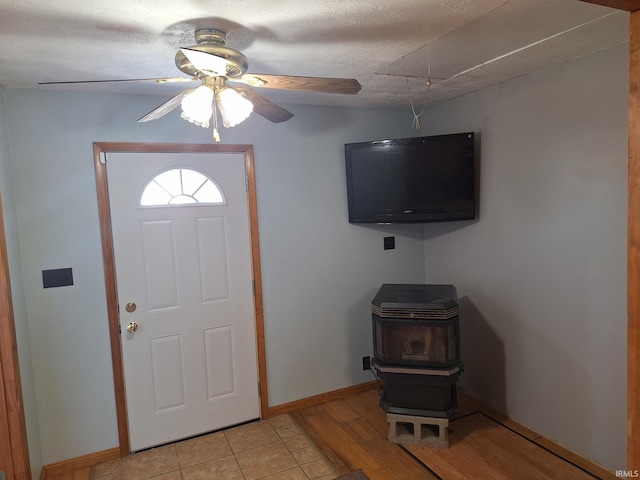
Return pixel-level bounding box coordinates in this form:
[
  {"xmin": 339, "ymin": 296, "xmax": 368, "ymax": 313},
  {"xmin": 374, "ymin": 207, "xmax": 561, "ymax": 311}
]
[{"xmin": 125, "ymin": 302, "xmax": 137, "ymax": 313}]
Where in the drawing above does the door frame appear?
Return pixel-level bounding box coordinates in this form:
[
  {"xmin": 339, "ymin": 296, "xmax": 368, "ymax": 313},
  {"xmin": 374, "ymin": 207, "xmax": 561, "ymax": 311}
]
[
  {"xmin": 627, "ymin": 9, "xmax": 640, "ymax": 469},
  {"xmin": 93, "ymin": 142, "xmax": 269, "ymax": 457}
]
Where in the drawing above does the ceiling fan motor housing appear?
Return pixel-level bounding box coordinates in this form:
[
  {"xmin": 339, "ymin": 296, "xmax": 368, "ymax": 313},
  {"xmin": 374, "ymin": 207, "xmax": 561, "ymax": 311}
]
[{"xmin": 175, "ymin": 28, "xmax": 249, "ymax": 78}]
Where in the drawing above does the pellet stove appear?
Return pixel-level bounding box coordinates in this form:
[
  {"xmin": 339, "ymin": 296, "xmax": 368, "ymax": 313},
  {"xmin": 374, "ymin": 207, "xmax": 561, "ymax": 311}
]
[{"xmin": 372, "ymin": 284, "xmax": 462, "ymax": 419}]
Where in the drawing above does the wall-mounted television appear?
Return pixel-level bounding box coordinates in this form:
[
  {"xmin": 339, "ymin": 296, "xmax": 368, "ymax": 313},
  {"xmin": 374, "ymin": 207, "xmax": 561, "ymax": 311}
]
[{"xmin": 345, "ymin": 132, "xmax": 476, "ymax": 224}]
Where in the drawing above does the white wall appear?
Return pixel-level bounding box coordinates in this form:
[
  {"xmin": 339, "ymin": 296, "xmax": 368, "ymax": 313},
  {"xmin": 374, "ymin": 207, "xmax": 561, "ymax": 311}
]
[
  {"xmin": 0, "ymin": 90, "xmax": 42, "ymax": 477},
  {"xmin": 2, "ymin": 89, "xmax": 423, "ymax": 464},
  {"xmin": 419, "ymin": 43, "xmax": 628, "ymax": 470}
]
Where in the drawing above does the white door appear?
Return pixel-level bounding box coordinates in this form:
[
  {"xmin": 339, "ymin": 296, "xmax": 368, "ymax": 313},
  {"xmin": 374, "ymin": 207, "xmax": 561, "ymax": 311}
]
[{"xmin": 106, "ymin": 152, "xmax": 259, "ymax": 451}]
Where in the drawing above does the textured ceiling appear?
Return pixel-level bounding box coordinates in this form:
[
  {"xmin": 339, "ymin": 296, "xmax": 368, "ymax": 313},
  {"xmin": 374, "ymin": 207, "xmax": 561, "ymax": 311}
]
[{"xmin": 0, "ymin": 0, "xmax": 629, "ymax": 110}]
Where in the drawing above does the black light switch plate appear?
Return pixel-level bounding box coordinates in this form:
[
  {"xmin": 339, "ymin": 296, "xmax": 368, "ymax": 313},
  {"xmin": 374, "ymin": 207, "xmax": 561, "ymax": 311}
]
[
  {"xmin": 384, "ymin": 236, "xmax": 395, "ymax": 250},
  {"xmin": 42, "ymin": 268, "xmax": 74, "ymax": 288}
]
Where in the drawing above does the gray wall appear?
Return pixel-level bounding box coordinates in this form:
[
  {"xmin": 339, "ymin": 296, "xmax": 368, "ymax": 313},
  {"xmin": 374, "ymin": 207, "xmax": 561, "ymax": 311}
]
[
  {"xmin": 419, "ymin": 43, "xmax": 628, "ymax": 470},
  {"xmin": 2, "ymin": 89, "xmax": 423, "ymax": 465},
  {"xmin": 0, "ymin": 92, "xmax": 42, "ymax": 476}
]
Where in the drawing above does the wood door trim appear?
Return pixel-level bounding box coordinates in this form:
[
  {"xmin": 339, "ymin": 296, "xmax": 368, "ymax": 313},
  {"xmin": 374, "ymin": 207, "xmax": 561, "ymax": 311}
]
[
  {"xmin": 93, "ymin": 142, "xmax": 269, "ymax": 457},
  {"xmin": 629, "ymin": 10, "xmax": 640, "ymax": 471},
  {"xmin": 0, "ymin": 195, "xmax": 31, "ymax": 480}
]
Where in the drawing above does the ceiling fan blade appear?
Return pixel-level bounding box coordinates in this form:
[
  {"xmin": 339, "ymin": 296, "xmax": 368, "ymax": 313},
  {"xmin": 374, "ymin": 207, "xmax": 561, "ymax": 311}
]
[
  {"xmin": 137, "ymin": 87, "xmax": 197, "ymax": 123},
  {"xmin": 231, "ymin": 86, "xmax": 294, "ymax": 124},
  {"xmin": 38, "ymin": 77, "xmax": 196, "ymax": 85},
  {"xmin": 234, "ymin": 74, "xmax": 361, "ymax": 95}
]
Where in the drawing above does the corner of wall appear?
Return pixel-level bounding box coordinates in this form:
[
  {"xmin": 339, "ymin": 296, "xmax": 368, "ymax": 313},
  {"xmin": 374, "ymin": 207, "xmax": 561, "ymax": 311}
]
[{"xmin": 0, "ymin": 86, "xmax": 44, "ymax": 479}]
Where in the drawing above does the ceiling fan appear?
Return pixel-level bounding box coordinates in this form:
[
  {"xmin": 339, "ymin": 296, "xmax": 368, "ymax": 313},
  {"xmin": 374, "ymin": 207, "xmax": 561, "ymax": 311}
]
[{"xmin": 40, "ymin": 28, "xmax": 362, "ymax": 141}]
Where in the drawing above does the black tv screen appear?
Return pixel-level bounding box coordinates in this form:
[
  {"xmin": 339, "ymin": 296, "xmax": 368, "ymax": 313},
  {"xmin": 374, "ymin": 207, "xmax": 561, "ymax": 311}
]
[{"xmin": 345, "ymin": 132, "xmax": 476, "ymax": 224}]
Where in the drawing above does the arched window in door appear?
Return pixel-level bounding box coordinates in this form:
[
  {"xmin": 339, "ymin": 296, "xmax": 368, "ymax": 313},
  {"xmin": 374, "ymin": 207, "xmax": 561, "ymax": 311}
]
[{"xmin": 140, "ymin": 168, "xmax": 225, "ymax": 206}]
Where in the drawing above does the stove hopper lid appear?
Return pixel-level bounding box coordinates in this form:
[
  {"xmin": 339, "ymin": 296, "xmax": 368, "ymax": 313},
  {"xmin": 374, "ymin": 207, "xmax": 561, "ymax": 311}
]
[{"xmin": 372, "ymin": 284, "xmax": 458, "ymax": 310}]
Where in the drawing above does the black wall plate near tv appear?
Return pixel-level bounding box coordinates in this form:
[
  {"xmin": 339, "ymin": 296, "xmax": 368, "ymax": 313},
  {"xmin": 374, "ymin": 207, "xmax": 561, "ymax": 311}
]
[{"xmin": 345, "ymin": 132, "xmax": 476, "ymax": 224}]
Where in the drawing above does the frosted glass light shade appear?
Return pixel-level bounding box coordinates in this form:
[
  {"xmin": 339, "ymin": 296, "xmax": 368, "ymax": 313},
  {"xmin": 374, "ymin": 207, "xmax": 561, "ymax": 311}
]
[
  {"xmin": 180, "ymin": 85, "xmax": 214, "ymax": 128},
  {"xmin": 217, "ymin": 87, "xmax": 253, "ymax": 127}
]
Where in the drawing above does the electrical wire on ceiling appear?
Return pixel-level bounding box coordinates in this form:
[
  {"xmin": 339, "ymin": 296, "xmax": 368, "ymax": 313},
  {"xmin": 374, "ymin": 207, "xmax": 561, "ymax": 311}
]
[{"xmin": 407, "ymin": 76, "xmax": 431, "ymax": 130}]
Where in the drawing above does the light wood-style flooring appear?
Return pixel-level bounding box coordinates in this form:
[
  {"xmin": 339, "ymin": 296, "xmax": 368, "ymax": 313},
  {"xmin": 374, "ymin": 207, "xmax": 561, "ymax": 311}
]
[
  {"xmin": 290, "ymin": 389, "xmax": 617, "ymax": 480},
  {"xmin": 47, "ymin": 387, "xmax": 617, "ymax": 480}
]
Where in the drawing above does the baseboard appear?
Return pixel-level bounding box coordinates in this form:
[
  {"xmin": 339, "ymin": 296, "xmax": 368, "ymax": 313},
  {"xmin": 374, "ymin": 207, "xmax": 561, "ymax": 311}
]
[
  {"xmin": 40, "ymin": 447, "xmax": 120, "ymax": 479},
  {"xmin": 265, "ymin": 380, "xmax": 380, "ymax": 418}
]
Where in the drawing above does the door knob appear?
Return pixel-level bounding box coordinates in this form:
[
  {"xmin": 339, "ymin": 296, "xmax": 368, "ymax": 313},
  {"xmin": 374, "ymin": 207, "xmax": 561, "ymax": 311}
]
[{"xmin": 126, "ymin": 322, "xmax": 138, "ymax": 333}]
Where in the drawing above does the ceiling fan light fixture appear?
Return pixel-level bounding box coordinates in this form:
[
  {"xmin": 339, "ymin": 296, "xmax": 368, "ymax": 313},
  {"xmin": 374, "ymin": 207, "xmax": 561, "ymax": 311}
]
[
  {"xmin": 216, "ymin": 87, "xmax": 254, "ymax": 128},
  {"xmin": 180, "ymin": 84, "xmax": 214, "ymax": 128}
]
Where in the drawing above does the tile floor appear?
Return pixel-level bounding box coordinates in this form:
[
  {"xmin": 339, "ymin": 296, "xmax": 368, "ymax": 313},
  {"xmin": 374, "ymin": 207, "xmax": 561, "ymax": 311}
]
[{"xmin": 91, "ymin": 414, "xmax": 338, "ymax": 480}]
